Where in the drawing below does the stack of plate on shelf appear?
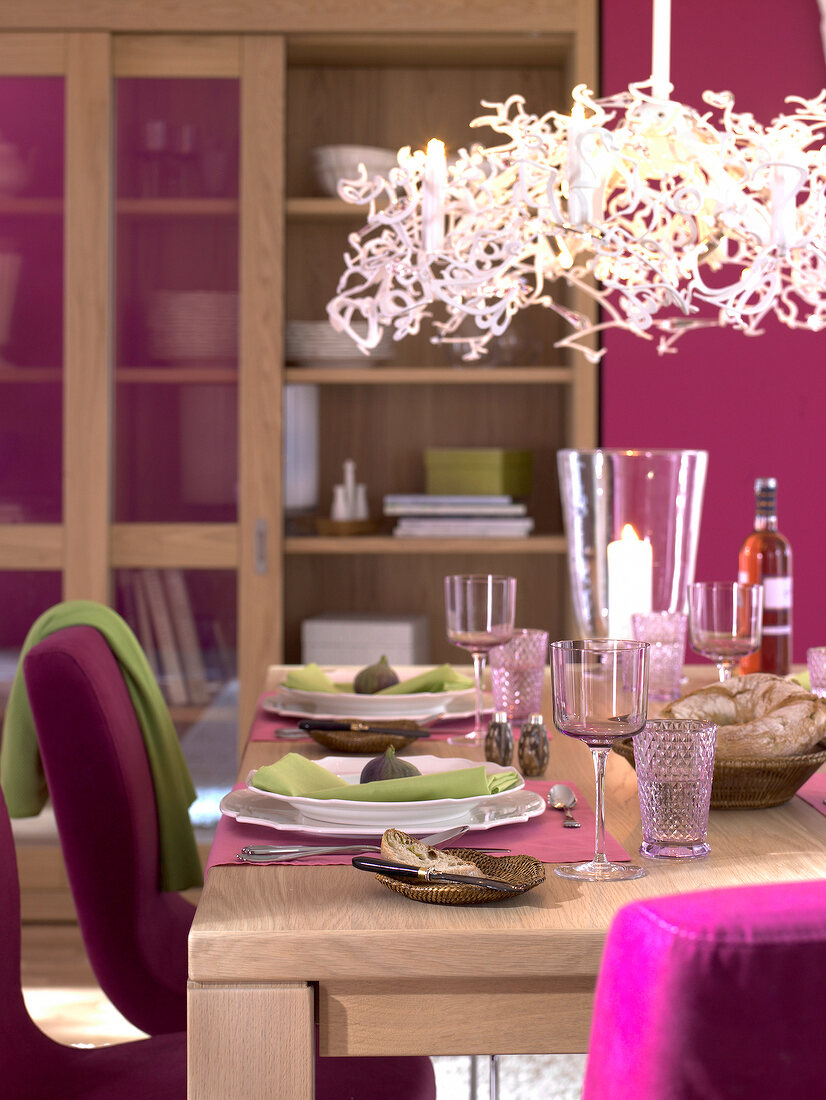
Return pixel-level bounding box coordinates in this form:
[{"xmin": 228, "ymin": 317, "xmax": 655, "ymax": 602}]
[
  {"xmin": 146, "ymin": 290, "xmax": 238, "ymax": 363},
  {"xmin": 312, "ymin": 144, "xmax": 398, "ymax": 196},
  {"xmin": 285, "ymin": 320, "xmax": 394, "ymax": 366}
]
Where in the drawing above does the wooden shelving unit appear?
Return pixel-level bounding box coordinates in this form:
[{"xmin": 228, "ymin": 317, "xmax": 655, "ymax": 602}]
[{"xmin": 0, "ymin": 0, "xmax": 598, "ymax": 735}]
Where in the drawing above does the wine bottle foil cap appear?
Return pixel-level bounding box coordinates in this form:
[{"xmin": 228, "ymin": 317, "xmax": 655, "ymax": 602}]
[{"xmin": 492, "ymin": 711, "xmax": 509, "ymax": 723}]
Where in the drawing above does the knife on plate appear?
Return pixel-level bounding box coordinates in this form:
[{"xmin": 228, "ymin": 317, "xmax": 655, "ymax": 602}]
[
  {"xmin": 298, "ymin": 719, "xmax": 431, "ymax": 738},
  {"xmin": 352, "ymin": 855, "xmax": 513, "ymax": 892}
]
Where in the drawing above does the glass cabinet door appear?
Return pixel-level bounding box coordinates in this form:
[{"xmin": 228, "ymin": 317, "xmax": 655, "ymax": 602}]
[
  {"xmin": 114, "ymin": 73, "xmax": 241, "ymax": 825},
  {"xmin": 0, "ymin": 73, "xmax": 64, "ymax": 690}
]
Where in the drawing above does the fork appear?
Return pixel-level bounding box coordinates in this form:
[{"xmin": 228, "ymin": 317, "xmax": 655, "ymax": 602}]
[{"xmin": 236, "ymin": 824, "xmax": 510, "ymax": 863}]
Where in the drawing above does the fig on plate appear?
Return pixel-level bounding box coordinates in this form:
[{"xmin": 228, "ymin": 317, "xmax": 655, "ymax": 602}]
[
  {"xmin": 353, "ymin": 654, "xmax": 399, "ymax": 694},
  {"xmin": 359, "ymin": 746, "xmax": 421, "ymax": 783}
]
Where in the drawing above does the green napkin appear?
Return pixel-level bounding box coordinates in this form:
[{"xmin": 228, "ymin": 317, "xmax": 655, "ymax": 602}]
[
  {"xmin": 252, "ymin": 752, "xmax": 520, "ymax": 801},
  {"xmin": 378, "ymin": 664, "xmax": 473, "ymax": 695},
  {"xmin": 283, "ymin": 662, "xmax": 473, "ymax": 696},
  {"xmin": 791, "ymin": 670, "xmax": 812, "ymax": 691},
  {"xmin": 283, "ymin": 663, "xmax": 345, "ymax": 693},
  {"xmin": 0, "ymin": 599, "xmax": 202, "ymax": 892}
]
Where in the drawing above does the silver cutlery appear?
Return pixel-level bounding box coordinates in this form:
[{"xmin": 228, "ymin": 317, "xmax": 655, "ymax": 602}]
[
  {"xmin": 236, "ymin": 824, "xmax": 511, "ymax": 863},
  {"xmin": 548, "ymin": 783, "xmax": 581, "ymax": 828}
]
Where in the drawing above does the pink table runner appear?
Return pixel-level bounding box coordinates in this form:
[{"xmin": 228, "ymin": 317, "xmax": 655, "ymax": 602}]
[
  {"xmin": 205, "ymin": 777, "xmax": 630, "ymax": 874},
  {"xmin": 795, "ymin": 771, "xmax": 826, "ymax": 815}
]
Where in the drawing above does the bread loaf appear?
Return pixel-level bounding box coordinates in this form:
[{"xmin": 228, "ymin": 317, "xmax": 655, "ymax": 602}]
[
  {"xmin": 380, "ymin": 828, "xmax": 481, "ymax": 876},
  {"xmin": 661, "ymin": 673, "xmax": 826, "ymax": 758}
]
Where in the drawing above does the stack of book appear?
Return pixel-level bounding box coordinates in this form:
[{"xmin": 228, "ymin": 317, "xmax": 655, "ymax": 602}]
[
  {"xmin": 383, "ymin": 494, "xmax": 534, "ymax": 538},
  {"xmin": 118, "ymin": 568, "xmax": 233, "ymax": 708}
]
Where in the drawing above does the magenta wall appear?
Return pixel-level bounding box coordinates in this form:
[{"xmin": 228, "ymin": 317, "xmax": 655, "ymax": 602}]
[{"xmin": 600, "ymin": 0, "xmax": 826, "ymax": 662}]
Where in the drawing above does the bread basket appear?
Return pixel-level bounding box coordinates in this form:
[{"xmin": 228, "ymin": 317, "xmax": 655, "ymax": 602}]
[{"xmin": 612, "ymin": 737, "xmax": 826, "ymax": 810}]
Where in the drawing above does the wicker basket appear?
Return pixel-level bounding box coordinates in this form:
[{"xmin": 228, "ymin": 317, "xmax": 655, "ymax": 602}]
[
  {"xmin": 304, "ymin": 718, "xmax": 427, "ymax": 754},
  {"xmin": 612, "ymin": 738, "xmax": 826, "ymax": 810},
  {"xmin": 371, "ymin": 848, "xmax": 545, "ymax": 905}
]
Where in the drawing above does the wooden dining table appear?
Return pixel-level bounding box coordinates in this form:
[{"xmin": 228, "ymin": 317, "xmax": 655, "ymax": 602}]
[{"xmin": 187, "ymin": 665, "xmax": 826, "ymax": 1099}]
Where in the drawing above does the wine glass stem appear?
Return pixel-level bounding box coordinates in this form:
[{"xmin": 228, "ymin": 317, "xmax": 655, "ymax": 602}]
[
  {"xmin": 472, "ymin": 650, "xmax": 486, "ymax": 734},
  {"xmin": 590, "ymin": 746, "xmax": 610, "ymax": 867},
  {"xmin": 717, "ymin": 660, "xmax": 734, "ymax": 682}
]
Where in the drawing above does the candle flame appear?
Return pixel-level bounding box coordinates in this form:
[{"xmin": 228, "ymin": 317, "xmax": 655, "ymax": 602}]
[
  {"xmin": 620, "ymin": 523, "xmax": 641, "ymax": 542},
  {"xmin": 426, "ymin": 138, "xmax": 445, "ymax": 157}
]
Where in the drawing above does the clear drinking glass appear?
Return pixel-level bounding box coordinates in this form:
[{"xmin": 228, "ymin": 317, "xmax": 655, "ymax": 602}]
[
  {"xmin": 444, "ymin": 574, "xmax": 516, "ymax": 745},
  {"xmin": 635, "ymin": 719, "xmax": 717, "ymax": 860},
  {"xmin": 688, "ymin": 581, "xmax": 763, "ymax": 681},
  {"xmin": 550, "ymin": 639, "xmax": 650, "ymax": 881}
]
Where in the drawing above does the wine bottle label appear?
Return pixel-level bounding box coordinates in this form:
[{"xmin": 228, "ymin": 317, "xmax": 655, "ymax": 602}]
[
  {"xmin": 761, "ymin": 624, "xmax": 791, "ymax": 635},
  {"xmin": 762, "ymin": 576, "xmax": 792, "ymax": 609},
  {"xmin": 738, "ymin": 573, "xmax": 792, "ymax": 609}
]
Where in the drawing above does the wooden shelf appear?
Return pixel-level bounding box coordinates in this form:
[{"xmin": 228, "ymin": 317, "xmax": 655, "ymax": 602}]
[
  {"xmin": 286, "ymin": 196, "xmax": 368, "ymax": 219},
  {"xmin": 0, "ymin": 366, "xmax": 61, "ymax": 382},
  {"xmin": 285, "ymin": 534, "xmax": 567, "ymax": 555},
  {"xmin": 284, "ymin": 365, "xmax": 574, "ymax": 384},
  {"xmin": 116, "ymin": 366, "xmax": 237, "ymax": 383},
  {"xmin": 116, "ymin": 197, "xmax": 238, "ymax": 216},
  {"xmin": 0, "ymin": 197, "xmax": 62, "ymax": 215}
]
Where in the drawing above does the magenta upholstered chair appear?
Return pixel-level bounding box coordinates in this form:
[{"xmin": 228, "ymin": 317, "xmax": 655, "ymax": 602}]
[
  {"xmin": 23, "ymin": 624, "xmax": 195, "ymax": 1036},
  {"xmin": 0, "ymin": 785, "xmax": 186, "ymax": 1099},
  {"xmin": 582, "ymin": 879, "xmax": 826, "ymax": 1100},
  {"xmin": 23, "ymin": 625, "xmax": 437, "ymax": 1100}
]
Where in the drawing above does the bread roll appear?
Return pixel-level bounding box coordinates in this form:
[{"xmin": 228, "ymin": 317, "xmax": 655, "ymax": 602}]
[
  {"xmin": 381, "ymin": 828, "xmax": 481, "ymax": 876},
  {"xmin": 661, "ymin": 673, "xmax": 826, "ymax": 758}
]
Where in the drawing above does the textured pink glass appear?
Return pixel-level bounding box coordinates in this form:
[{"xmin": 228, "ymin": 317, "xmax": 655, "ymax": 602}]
[
  {"xmin": 807, "ymin": 647, "xmax": 826, "ymax": 698},
  {"xmin": 631, "ymin": 611, "xmax": 687, "ymax": 701},
  {"xmin": 490, "ymin": 628, "xmax": 548, "ymax": 721}
]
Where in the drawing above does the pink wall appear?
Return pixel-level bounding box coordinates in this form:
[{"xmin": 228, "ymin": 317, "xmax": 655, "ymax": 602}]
[{"xmin": 600, "ymin": 0, "xmax": 826, "ymax": 662}]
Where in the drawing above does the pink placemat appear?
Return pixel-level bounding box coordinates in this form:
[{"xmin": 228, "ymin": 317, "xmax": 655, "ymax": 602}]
[
  {"xmin": 250, "ymin": 694, "xmax": 486, "ymax": 743},
  {"xmin": 795, "ymin": 771, "xmax": 826, "ymax": 815},
  {"xmin": 205, "ymin": 777, "xmax": 630, "ymax": 874}
]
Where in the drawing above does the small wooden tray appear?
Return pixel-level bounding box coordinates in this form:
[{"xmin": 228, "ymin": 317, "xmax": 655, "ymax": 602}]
[{"xmin": 315, "ymin": 517, "xmax": 380, "ymax": 536}]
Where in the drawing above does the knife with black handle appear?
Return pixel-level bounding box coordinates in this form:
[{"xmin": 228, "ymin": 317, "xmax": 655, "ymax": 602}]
[
  {"xmin": 298, "ymin": 719, "xmax": 431, "ymax": 738},
  {"xmin": 352, "ymin": 855, "xmax": 513, "ymax": 892}
]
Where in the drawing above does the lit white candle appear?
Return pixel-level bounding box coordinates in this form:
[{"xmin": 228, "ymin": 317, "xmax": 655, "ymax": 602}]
[
  {"xmin": 651, "ymin": 0, "xmax": 672, "ymax": 100},
  {"xmin": 607, "ymin": 524, "xmax": 653, "ymax": 638},
  {"xmin": 422, "ymin": 138, "xmax": 447, "ymax": 252},
  {"xmin": 567, "ymin": 102, "xmax": 605, "ymax": 228},
  {"xmin": 566, "ymin": 103, "xmax": 587, "ymax": 226}
]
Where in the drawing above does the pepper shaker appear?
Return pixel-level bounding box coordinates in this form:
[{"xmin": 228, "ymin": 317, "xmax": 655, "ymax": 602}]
[
  {"xmin": 485, "ymin": 711, "xmax": 513, "ymax": 766},
  {"xmin": 518, "ymin": 713, "xmax": 550, "ymax": 776}
]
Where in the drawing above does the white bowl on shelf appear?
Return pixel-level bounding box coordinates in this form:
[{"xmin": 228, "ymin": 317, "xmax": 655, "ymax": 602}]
[
  {"xmin": 312, "ymin": 144, "xmax": 398, "ymax": 197},
  {"xmin": 146, "ymin": 291, "xmax": 238, "ymax": 363},
  {"xmin": 285, "ymin": 321, "xmax": 394, "ymax": 366}
]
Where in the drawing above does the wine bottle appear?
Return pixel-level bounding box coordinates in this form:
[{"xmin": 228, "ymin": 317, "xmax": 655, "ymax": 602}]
[{"xmin": 738, "ymin": 477, "xmax": 792, "ymax": 675}]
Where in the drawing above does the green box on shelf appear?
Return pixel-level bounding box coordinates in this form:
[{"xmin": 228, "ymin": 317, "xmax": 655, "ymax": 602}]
[{"xmin": 424, "ymin": 448, "xmax": 533, "ymax": 498}]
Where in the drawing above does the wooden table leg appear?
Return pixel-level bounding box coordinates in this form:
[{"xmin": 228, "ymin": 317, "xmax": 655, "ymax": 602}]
[{"xmin": 188, "ymin": 981, "xmax": 315, "ymax": 1099}]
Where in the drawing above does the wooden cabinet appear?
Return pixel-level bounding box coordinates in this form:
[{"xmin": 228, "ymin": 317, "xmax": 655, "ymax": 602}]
[{"xmin": 0, "ymin": 3, "xmax": 597, "ymax": 756}]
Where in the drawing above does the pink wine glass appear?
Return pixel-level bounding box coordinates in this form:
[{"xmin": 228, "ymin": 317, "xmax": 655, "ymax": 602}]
[
  {"xmin": 444, "ymin": 574, "xmax": 516, "ymax": 745},
  {"xmin": 551, "ymin": 639, "xmax": 650, "ymax": 882}
]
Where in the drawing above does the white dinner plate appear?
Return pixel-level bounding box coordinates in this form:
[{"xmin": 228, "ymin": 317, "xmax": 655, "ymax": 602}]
[
  {"xmin": 262, "ymin": 685, "xmax": 476, "ymax": 722},
  {"xmin": 220, "ymin": 786, "xmax": 545, "ymax": 838},
  {"xmin": 241, "ymin": 755, "xmax": 528, "ymax": 831}
]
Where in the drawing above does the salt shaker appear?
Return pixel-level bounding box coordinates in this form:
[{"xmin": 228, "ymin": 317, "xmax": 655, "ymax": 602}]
[
  {"xmin": 485, "ymin": 711, "xmax": 513, "ymax": 766},
  {"xmin": 518, "ymin": 713, "xmax": 550, "ymax": 776}
]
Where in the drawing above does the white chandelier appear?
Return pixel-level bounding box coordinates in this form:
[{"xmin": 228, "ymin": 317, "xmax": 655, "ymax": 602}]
[{"xmin": 327, "ymin": 0, "xmax": 826, "ymax": 362}]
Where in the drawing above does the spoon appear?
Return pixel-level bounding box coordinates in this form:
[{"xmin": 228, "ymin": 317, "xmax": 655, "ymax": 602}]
[{"xmin": 548, "ymin": 784, "xmax": 581, "ymax": 828}]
